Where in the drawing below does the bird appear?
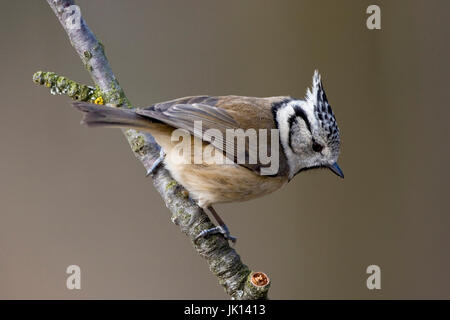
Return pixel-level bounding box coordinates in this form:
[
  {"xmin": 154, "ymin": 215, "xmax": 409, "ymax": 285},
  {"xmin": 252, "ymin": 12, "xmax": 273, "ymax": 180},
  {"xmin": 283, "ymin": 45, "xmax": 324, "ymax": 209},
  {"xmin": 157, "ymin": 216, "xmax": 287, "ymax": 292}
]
[{"xmin": 71, "ymin": 70, "xmax": 343, "ymax": 242}]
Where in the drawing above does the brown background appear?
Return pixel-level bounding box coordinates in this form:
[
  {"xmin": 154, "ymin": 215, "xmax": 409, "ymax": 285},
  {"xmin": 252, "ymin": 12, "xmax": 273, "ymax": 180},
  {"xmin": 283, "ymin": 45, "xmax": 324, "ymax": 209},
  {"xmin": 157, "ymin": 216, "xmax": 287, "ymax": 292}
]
[{"xmin": 0, "ymin": 0, "xmax": 449, "ymax": 299}]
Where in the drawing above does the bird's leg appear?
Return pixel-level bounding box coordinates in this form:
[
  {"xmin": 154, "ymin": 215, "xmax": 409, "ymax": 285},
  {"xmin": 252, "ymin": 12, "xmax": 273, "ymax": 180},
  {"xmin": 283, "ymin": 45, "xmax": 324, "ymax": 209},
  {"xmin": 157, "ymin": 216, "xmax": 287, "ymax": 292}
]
[
  {"xmin": 195, "ymin": 206, "xmax": 237, "ymax": 243},
  {"xmin": 146, "ymin": 149, "xmax": 165, "ymax": 176}
]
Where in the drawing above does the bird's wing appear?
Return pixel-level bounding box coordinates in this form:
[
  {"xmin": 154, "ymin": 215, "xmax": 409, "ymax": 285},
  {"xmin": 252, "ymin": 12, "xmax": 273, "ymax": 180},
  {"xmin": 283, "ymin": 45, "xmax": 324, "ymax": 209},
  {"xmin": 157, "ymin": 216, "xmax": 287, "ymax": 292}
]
[{"xmin": 136, "ymin": 95, "xmax": 290, "ymax": 176}]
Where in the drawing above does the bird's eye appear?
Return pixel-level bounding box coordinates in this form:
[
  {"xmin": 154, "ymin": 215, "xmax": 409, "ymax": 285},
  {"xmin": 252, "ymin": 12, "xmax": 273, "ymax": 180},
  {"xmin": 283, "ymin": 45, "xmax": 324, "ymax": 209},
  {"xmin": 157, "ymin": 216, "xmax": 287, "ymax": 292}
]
[{"xmin": 312, "ymin": 142, "xmax": 323, "ymax": 153}]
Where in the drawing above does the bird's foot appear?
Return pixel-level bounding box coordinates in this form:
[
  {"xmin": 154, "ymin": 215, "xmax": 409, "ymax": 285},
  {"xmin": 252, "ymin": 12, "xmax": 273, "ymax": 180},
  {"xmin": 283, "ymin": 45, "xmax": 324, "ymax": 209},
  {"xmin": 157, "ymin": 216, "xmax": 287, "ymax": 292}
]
[
  {"xmin": 146, "ymin": 149, "xmax": 165, "ymax": 176},
  {"xmin": 195, "ymin": 224, "xmax": 237, "ymax": 244}
]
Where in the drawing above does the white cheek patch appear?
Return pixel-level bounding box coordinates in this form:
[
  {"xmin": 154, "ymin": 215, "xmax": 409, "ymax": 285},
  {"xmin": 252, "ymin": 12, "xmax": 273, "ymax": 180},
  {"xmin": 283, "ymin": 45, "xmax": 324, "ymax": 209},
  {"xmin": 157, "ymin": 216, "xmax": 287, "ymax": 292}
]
[{"xmin": 289, "ymin": 119, "xmax": 310, "ymax": 154}]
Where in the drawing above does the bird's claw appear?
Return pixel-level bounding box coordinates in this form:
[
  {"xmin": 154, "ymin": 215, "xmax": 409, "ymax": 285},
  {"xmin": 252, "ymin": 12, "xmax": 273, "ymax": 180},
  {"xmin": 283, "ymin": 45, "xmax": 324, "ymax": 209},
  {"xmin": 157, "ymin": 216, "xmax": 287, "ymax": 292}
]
[
  {"xmin": 146, "ymin": 149, "xmax": 165, "ymax": 176},
  {"xmin": 195, "ymin": 224, "xmax": 237, "ymax": 244}
]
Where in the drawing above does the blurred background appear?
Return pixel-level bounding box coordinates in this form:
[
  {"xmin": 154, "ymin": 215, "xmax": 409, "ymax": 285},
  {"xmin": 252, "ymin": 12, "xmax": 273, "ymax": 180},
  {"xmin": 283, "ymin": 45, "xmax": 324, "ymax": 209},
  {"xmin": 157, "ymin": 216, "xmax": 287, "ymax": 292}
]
[{"xmin": 0, "ymin": 0, "xmax": 449, "ymax": 299}]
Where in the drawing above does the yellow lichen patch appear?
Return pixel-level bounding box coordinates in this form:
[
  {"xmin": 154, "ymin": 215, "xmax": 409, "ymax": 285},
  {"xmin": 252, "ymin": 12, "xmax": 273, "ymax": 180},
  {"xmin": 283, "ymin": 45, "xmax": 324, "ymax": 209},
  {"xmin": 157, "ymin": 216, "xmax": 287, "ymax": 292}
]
[{"xmin": 94, "ymin": 96, "xmax": 104, "ymax": 105}]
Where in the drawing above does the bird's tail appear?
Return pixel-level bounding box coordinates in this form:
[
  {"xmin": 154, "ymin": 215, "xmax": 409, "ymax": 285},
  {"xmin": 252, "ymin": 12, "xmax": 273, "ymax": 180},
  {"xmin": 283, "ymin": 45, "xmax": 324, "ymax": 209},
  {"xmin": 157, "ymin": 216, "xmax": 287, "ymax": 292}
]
[{"xmin": 72, "ymin": 101, "xmax": 152, "ymax": 130}]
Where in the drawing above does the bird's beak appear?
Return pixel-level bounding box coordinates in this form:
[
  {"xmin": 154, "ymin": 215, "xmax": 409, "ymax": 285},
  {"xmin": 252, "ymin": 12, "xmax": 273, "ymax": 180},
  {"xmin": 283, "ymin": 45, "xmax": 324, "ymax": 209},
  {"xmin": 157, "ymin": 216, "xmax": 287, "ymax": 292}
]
[{"xmin": 328, "ymin": 162, "xmax": 344, "ymax": 179}]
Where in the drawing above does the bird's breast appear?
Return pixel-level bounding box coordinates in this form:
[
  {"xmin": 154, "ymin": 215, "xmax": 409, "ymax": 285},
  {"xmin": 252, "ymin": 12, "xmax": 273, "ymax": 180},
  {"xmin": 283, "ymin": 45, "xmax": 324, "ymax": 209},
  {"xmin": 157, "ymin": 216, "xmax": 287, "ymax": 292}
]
[{"xmin": 164, "ymin": 159, "xmax": 287, "ymax": 208}]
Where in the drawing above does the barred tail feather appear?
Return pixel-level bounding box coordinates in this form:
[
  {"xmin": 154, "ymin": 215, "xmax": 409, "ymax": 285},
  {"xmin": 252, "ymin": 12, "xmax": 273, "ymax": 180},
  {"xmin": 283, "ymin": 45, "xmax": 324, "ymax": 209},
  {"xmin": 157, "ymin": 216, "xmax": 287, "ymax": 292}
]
[{"xmin": 72, "ymin": 102, "xmax": 152, "ymax": 130}]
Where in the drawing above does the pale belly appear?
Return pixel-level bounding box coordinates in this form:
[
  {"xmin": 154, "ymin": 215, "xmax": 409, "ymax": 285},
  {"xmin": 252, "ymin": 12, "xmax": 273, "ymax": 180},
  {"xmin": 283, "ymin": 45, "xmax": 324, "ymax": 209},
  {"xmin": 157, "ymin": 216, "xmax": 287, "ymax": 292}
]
[
  {"xmin": 164, "ymin": 159, "xmax": 288, "ymax": 208},
  {"xmin": 150, "ymin": 125, "xmax": 288, "ymax": 208}
]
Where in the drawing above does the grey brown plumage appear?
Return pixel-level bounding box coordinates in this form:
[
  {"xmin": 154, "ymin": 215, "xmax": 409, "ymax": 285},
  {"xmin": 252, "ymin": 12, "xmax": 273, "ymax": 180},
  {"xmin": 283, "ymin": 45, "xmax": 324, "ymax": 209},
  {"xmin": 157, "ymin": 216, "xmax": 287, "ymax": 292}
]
[
  {"xmin": 138, "ymin": 95, "xmax": 290, "ymax": 174},
  {"xmin": 72, "ymin": 96, "xmax": 291, "ymax": 207}
]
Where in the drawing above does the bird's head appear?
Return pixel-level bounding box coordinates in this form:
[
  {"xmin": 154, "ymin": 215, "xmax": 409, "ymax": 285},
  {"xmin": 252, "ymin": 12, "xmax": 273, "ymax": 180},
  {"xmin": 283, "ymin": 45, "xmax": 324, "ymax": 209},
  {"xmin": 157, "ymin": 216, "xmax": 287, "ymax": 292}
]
[{"xmin": 275, "ymin": 70, "xmax": 343, "ymax": 180}]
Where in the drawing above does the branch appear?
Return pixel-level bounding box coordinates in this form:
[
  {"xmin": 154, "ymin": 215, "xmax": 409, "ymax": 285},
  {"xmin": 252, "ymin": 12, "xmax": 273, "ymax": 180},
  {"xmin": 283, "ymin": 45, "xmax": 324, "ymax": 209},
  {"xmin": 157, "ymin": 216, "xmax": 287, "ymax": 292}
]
[{"xmin": 38, "ymin": 0, "xmax": 270, "ymax": 299}]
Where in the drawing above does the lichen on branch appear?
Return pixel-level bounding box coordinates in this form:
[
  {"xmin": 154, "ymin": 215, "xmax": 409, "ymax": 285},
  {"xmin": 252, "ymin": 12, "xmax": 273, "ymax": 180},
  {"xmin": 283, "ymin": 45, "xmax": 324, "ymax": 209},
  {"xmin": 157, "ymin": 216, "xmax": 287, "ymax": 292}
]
[{"xmin": 33, "ymin": 71, "xmax": 103, "ymax": 103}]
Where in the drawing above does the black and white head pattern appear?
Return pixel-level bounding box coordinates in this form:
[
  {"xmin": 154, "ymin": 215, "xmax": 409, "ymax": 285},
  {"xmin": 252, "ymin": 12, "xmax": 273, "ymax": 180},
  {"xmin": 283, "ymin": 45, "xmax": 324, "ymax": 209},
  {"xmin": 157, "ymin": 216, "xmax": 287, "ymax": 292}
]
[{"xmin": 273, "ymin": 70, "xmax": 341, "ymax": 179}]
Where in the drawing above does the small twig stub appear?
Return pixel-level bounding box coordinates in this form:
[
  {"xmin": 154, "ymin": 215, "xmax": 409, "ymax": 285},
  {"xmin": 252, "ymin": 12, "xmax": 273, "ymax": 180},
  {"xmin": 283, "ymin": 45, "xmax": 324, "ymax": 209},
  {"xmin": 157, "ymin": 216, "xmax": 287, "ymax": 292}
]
[{"xmin": 251, "ymin": 272, "xmax": 270, "ymax": 287}]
